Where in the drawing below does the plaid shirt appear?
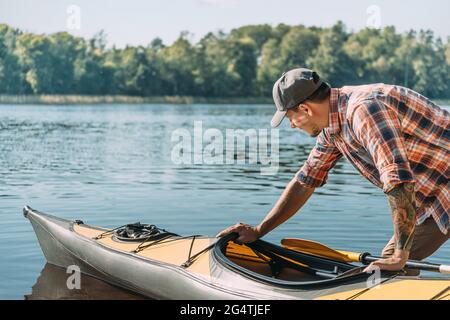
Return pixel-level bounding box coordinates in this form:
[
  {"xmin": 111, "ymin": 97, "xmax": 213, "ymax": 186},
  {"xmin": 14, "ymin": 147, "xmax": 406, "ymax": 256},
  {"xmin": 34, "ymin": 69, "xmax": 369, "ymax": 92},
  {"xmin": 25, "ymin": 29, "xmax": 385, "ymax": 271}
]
[{"xmin": 296, "ymin": 84, "xmax": 449, "ymax": 234}]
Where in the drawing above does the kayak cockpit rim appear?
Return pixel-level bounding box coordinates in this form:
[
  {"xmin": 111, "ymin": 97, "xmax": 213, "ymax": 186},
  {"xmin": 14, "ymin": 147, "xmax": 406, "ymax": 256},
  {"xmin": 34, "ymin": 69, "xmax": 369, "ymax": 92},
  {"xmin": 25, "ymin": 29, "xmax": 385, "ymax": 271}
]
[{"xmin": 212, "ymin": 233, "xmax": 382, "ymax": 289}]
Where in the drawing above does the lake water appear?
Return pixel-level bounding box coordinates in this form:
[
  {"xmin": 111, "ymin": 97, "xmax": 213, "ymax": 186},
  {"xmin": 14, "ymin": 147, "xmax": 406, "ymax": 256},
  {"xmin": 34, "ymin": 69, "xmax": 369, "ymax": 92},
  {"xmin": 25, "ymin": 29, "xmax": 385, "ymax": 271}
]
[{"xmin": 0, "ymin": 103, "xmax": 448, "ymax": 299}]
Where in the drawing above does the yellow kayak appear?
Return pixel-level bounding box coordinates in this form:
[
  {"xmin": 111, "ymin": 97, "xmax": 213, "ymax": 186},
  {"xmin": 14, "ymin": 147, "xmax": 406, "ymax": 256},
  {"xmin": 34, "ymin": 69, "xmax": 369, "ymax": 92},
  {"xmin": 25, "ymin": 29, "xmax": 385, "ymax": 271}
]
[{"xmin": 24, "ymin": 206, "xmax": 449, "ymax": 300}]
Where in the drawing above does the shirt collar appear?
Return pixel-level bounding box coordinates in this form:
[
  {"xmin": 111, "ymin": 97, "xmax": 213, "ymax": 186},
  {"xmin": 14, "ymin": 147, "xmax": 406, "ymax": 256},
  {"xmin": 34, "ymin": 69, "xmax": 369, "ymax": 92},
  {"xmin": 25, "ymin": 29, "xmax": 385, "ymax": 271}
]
[{"xmin": 327, "ymin": 88, "xmax": 341, "ymax": 135}]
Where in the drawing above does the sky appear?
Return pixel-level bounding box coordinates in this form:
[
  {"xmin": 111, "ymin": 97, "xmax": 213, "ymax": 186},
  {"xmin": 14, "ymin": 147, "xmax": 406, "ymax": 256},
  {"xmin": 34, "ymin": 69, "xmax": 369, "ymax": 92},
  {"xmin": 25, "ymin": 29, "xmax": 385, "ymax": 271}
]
[{"xmin": 1, "ymin": 0, "xmax": 449, "ymax": 48}]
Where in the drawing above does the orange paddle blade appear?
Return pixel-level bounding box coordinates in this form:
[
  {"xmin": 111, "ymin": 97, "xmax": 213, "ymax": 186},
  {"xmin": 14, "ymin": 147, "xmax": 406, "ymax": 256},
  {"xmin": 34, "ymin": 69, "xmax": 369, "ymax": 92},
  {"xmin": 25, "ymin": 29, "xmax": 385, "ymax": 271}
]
[{"xmin": 281, "ymin": 238, "xmax": 361, "ymax": 263}]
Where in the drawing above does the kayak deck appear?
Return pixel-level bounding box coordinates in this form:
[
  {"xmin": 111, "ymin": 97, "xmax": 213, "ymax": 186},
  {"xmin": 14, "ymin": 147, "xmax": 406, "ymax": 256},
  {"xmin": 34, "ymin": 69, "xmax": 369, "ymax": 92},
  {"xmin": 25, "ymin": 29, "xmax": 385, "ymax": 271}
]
[
  {"xmin": 316, "ymin": 279, "xmax": 450, "ymax": 300},
  {"xmin": 74, "ymin": 223, "xmax": 214, "ymax": 277},
  {"xmin": 74, "ymin": 223, "xmax": 325, "ymax": 282}
]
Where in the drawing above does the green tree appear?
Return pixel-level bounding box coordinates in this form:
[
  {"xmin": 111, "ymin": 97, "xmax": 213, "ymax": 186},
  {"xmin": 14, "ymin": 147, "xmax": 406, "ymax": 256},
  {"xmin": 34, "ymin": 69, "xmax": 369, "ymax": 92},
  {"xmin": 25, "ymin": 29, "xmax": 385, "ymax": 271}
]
[
  {"xmin": 256, "ymin": 38, "xmax": 284, "ymax": 96},
  {"xmin": 48, "ymin": 32, "xmax": 84, "ymax": 93},
  {"xmin": 110, "ymin": 46, "xmax": 161, "ymax": 96},
  {"xmin": 308, "ymin": 21, "xmax": 357, "ymax": 87},
  {"xmin": 0, "ymin": 22, "xmax": 448, "ymax": 99},
  {"xmin": 158, "ymin": 33, "xmax": 197, "ymax": 95},
  {"xmin": 195, "ymin": 32, "xmax": 230, "ymax": 97},
  {"xmin": 74, "ymin": 33, "xmax": 114, "ymax": 94},
  {"xmin": 445, "ymin": 37, "xmax": 450, "ymax": 65},
  {"xmin": 224, "ymin": 37, "xmax": 258, "ymax": 96},
  {"xmin": 344, "ymin": 27, "xmax": 403, "ymax": 83},
  {"xmin": 229, "ymin": 24, "xmax": 273, "ymax": 54},
  {"xmin": 15, "ymin": 33, "xmax": 55, "ymax": 93},
  {"xmin": 409, "ymin": 31, "xmax": 449, "ymax": 98},
  {"xmin": 149, "ymin": 37, "xmax": 165, "ymax": 51},
  {"xmin": 0, "ymin": 24, "xmax": 25, "ymax": 93},
  {"xmin": 279, "ymin": 26, "xmax": 320, "ymax": 70}
]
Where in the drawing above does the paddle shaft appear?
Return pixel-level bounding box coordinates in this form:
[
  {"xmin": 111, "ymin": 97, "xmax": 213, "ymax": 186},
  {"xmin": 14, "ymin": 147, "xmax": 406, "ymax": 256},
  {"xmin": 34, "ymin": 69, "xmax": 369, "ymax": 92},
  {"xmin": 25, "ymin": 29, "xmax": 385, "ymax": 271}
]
[
  {"xmin": 281, "ymin": 238, "xmax": 450, "ymax": 274},
  {"xmin": 362, "ymin": 254, "xmax": 450, "ymax": 274}
]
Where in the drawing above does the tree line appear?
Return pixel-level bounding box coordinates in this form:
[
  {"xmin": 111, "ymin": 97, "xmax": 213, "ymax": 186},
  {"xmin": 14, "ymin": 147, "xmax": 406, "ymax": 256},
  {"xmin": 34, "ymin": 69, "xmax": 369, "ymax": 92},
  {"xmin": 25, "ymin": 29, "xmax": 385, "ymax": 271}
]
[{"xmin": 1, "ymin": 22, "xmax": 449, "ymax": 99}]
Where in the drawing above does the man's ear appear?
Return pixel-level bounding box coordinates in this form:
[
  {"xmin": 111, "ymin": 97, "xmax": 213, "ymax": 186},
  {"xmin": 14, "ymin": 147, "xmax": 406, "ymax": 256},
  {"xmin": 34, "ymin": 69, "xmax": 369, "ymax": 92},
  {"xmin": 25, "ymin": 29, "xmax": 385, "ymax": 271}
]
[{"xmin": 299, "ymin": 103, "xmax": 312, "ymax": 116}]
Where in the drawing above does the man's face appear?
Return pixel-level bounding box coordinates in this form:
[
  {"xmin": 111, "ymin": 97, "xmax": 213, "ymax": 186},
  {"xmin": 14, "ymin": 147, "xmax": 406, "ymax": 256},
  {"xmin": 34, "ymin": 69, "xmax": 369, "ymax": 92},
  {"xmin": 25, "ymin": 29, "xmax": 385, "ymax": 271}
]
[{"xmin": 286, "ymin": 104, "xmax": 322, "ymax": 137}]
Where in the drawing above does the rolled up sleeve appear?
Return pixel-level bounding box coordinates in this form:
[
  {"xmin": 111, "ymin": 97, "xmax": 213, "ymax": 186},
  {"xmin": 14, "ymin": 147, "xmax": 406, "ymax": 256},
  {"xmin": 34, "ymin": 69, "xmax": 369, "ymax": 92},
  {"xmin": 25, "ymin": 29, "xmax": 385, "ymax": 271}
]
[
  {"xmin": 351, "ymin": 100, "xmax": 416, "ymax": 193},
  {"xmin": 296, "ymin": 132, "xmax": 343, "ymax": 188}
]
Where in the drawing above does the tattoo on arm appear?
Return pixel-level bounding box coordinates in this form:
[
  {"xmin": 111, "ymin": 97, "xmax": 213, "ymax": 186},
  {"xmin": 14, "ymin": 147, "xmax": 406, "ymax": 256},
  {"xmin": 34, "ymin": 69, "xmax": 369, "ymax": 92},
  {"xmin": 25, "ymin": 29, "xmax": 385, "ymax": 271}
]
[{"xmin": 387, "ymin": 183, "xmax": 416, "ymax": 251}]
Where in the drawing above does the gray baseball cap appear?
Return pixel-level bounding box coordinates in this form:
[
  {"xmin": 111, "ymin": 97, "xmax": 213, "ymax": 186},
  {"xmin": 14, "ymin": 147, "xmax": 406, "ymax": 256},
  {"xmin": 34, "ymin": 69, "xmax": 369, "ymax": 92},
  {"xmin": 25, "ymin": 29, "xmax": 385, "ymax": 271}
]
[{"xmin": 271, "ymin": 68, "xmax": 323, "ymax": 128}]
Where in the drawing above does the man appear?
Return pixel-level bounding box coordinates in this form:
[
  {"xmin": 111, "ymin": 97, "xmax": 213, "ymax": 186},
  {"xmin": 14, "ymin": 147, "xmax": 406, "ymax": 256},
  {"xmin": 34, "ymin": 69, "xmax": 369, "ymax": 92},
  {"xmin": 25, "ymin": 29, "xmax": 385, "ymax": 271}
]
[{"xmin": 217, "ymin": 68, "xmax": 449, "ymax": 273}]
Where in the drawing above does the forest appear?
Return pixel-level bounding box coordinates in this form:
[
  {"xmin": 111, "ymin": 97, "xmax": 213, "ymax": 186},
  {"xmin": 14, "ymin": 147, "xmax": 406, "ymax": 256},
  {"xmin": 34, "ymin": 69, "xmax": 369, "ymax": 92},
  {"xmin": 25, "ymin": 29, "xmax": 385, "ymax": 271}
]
[{"xmin": 1, "ymin": 21, "xmax": 449, "ymax": 99}]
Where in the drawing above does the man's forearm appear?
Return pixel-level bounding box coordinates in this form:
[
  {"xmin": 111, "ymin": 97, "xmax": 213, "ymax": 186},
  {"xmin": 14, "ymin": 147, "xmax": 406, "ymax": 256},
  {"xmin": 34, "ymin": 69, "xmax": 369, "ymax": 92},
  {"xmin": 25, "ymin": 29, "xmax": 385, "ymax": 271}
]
[
  {"xmin": 256, "ymin": 177, "xmax": 315, "ymax": 237},
  {"xmin": 387, "ymin": 182, "xmax": 417, "ymax": 252}
]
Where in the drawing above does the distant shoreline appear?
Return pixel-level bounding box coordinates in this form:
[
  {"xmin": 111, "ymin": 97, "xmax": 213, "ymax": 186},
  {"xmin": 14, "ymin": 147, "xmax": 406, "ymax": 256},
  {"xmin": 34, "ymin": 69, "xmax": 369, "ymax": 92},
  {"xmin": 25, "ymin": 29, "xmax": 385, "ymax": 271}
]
[
  {"xmin": 0, "ymin": 95, "xmax": 448, "ymax": 106},
  {"xmin": 0, "ymin": 95, "xmax": 273, "ymax": 105}
]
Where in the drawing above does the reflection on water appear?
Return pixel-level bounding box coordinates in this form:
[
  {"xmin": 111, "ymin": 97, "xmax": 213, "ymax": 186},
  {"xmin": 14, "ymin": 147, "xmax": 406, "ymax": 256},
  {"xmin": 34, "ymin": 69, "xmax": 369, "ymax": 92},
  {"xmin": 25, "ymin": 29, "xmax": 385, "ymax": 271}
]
[
  {"xmin": 0, "ymin": 104, "xmax": 448, "ymax": 299},
  {"xmin": 25, "ymin": 264, "xmax": 146, "ymax": 300}
]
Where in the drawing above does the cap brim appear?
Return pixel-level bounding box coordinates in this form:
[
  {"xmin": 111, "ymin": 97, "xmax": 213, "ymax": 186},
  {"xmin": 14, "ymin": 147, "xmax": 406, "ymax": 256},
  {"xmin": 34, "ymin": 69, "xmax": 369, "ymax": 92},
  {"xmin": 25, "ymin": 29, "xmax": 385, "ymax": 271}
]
[{"xmin": 271, "ymin": 110, "xmax": 287, "ymax": 128}]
